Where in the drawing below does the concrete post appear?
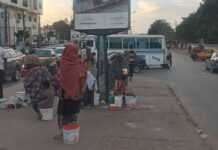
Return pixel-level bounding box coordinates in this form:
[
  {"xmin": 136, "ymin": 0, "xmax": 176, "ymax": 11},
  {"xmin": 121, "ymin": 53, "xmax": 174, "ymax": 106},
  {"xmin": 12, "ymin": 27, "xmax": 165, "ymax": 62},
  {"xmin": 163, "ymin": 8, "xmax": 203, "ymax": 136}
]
[{"xmin": 97, "ymin": 35, "xmax": 109, "ymax": 103}]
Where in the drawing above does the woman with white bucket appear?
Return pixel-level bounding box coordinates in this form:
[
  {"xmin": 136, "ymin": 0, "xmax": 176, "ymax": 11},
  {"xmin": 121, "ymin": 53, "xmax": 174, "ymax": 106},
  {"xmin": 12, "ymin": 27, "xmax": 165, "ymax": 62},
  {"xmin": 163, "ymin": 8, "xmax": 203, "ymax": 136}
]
[
  {"xmin": 54, "ymin": 43, "xmax": 87, "ymax": 144},
  {"xmin": 23, "ymin": 55, "xmax": 55, "ymax": 120}
]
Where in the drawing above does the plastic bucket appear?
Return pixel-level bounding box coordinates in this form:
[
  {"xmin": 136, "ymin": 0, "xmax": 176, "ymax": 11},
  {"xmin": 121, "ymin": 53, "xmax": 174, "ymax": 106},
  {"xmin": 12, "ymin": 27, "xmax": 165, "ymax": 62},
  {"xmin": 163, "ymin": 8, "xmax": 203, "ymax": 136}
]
[
  {"xmin": 108, "ymin": 104, "xmax": 119, "ymax": 112},
  {"xmin": 126, "ymin": 96, "xmax": 137, "ymax": 107},
  {"xmin": 63, "ymin": 124, "xmax": 80, "ymax": 144},
  {"xmin": 39, "ymin": 108, "xmax": 53, "ymax": 121},
  {"xmin": 94, "ymin": 93, "xmax": 100, "ymax": 106},
  {"xmin": 114, "ymin": 96, "xmax": 122, "ymax": 108}
]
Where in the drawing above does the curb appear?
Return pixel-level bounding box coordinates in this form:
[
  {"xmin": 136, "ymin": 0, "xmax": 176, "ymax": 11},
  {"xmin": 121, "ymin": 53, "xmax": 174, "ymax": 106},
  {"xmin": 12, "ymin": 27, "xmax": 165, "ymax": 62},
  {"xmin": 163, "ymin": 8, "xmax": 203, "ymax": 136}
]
[{"xmin": 167, "ymin": 85, "xmax": 214, "ymax": 150}]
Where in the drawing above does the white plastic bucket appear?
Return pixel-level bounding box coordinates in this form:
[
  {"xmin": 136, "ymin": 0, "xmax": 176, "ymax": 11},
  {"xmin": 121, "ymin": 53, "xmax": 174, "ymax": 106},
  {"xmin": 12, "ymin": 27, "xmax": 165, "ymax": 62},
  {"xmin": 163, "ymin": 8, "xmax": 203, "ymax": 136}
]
[
  {"xmin": 39, "ymin": 108, "xmax": 53, "ymax": 121},
  {"xmin": 63, "ymin": 124, "xmax": 80, "ymax": 144},
  {"xmin": 94, "ymin": 93, "xmax": 100, "ymax": 106},
  {"xmin": 126, "ymin": 96, "xmax": 137, "ymax": 107},
  {"xmin": 114, "ymin": 96, "xmax": 122, "ymax": 108}
]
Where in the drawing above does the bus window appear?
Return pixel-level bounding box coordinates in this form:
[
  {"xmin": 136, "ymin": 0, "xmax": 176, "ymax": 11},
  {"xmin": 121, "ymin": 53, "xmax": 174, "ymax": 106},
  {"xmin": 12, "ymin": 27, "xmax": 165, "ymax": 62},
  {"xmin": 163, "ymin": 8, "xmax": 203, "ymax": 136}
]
[
  {"xmin": 86, "ymin": 40, "xmax": 94, "ymax": 47},
  {"xmin": 136, "ymin": 38, "xmax": 149, "ymax": 49},
  {"xmin": 109, "ymin": 38, "xmax": 122, "ymax": 49},
  {"xmin": 123, "ymin": 38, "xmax": 135, "ymax": 49},
  {"xmin": 150, "ymin": 38, "xmax": 162, "ymax": 49}
]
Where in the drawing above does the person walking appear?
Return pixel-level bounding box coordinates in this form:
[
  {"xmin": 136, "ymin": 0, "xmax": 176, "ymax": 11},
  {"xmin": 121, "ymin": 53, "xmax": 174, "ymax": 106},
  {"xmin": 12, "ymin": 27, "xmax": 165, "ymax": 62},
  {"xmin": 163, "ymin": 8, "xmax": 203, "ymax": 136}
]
[
  {"xmin": 55, "ymin": 43, "xmax": 87, "ymax": 139},
  {"xmin": 0, "ymin": 47, "xmax": 7, "ymax": 98},
  {"xmin": 167, "ymin": 51, "xmax": 172, "ymax": 68},
  {"xmin": 23, "ymin": 55, "xmax": 54, "ymax": 120}
]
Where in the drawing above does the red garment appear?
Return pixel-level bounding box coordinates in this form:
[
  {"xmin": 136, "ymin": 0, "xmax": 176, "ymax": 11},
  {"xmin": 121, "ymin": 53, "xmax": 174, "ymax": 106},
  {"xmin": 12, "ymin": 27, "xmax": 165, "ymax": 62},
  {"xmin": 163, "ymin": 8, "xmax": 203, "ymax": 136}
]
[
  {"xmin": 115, "ymin": 80, "xmax": 127, "ymax": 94},
  {"xmin": 60, "ymin": 43, "xmax": 86, "ymax": 97}
]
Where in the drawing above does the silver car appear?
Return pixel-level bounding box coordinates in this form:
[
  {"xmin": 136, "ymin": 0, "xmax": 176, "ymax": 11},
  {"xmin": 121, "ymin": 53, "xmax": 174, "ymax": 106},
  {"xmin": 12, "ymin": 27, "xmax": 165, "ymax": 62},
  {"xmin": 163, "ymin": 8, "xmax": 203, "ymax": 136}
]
[{"xmin": 3, "ymin": 48, "xmax": 24, "ymax": 81}]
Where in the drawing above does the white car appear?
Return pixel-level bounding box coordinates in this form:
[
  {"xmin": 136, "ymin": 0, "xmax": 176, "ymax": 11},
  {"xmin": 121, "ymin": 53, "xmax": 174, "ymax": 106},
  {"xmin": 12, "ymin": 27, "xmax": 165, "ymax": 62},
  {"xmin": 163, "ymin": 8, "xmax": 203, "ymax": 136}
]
[
  {"xmin": 2, "ymin": 48, "xmax": 24, "ymax": 81},
  {"xmin": 54, "ymin": 47, "xmax": 65, "ymax": 58}
]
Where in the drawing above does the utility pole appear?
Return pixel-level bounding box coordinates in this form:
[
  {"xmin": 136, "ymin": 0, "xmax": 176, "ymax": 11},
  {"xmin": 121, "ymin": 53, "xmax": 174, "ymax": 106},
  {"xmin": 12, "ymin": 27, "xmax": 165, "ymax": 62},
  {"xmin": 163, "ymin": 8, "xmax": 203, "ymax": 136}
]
[
  {"xmin": 22, "ymin": 11, "xmax": 26, "ymax": 46},
  {"xmin": 4, "ymin": 7, "xmax": 8, "ymax": 47},
  {"xmin": 97, "ymin": 35, "xmax": 109, "ymax": 103}
]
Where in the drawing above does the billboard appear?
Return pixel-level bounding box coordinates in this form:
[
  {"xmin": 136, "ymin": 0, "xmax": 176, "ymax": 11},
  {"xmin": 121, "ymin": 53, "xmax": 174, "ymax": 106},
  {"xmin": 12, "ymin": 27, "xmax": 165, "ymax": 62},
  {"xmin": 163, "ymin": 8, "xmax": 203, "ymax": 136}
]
[{"xmin": 74, "ymin": 0, "xmax": 130, "ymax": 31}]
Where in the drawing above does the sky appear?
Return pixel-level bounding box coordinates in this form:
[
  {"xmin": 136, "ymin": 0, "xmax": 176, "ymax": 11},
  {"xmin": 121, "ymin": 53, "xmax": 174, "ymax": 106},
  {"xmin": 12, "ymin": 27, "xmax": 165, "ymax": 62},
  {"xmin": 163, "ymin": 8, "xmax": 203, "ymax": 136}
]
[{"xmin": 41, "ymin": 0, "xmax": 202, "ymax": 33}]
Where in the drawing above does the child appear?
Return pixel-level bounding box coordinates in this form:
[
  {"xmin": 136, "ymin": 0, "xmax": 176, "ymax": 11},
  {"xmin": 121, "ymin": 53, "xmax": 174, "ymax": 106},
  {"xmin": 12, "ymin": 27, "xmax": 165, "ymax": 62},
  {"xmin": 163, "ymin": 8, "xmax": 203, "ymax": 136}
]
[{"xmin": 84, "ymin": 71, "xmax": 96, "ymax": 106}]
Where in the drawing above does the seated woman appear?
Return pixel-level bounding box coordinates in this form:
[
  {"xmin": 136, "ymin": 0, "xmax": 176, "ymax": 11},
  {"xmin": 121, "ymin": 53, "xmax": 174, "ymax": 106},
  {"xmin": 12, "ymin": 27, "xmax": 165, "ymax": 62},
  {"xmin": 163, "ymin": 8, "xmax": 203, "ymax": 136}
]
[{"xmin": 23, "ymin": 55, "xmax": 54, "ymax": 120}]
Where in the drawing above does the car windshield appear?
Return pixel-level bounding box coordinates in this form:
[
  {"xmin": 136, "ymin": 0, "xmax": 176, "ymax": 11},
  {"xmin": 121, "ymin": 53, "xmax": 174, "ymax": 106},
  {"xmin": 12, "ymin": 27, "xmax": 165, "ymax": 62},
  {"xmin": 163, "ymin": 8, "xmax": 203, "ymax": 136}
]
[
  {"xmin": 35, "ymin": 50, "xmax": 52, "ymax": 57},
  {"xmin": 55, "ymin": 48, "xmax": 64, "ymax": 54}
]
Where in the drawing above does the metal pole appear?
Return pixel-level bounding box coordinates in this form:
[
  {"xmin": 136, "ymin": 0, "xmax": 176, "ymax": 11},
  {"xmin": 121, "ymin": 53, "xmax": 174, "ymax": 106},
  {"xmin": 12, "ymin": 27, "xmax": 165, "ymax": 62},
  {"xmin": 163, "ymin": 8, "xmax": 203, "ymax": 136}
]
[
  {"xmin": 22, "ymin": 11, "xmax": 26, "ymax": 45},
  {"xmin": 4, "ymin": 7, "xmax": 8, "ymax": 47},
  {"xmin": 98, "ymin": 35, "xmax": 109, "ymax": 103}
]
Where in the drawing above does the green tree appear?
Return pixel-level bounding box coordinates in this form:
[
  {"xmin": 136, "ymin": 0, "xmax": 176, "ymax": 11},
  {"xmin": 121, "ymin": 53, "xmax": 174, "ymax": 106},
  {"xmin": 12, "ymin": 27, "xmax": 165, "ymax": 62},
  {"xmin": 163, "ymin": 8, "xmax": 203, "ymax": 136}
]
[
  {"xmin": 15, "ymin": 30, "xmax": 30, "ymax": 42},
  {"xmin": 176, "ymin": 0, "xmax": 218, "ymax": 43},
  {"xmin": 53, "ymin": 20, "xmax": 71, "ymax": 41},
  {"xmin": 47, "ymin": 31, "xmax": 54, "ymax": 41},
  {"xmin": 148, "ymin": 19, "xmax": 175, "ymax": 40}
]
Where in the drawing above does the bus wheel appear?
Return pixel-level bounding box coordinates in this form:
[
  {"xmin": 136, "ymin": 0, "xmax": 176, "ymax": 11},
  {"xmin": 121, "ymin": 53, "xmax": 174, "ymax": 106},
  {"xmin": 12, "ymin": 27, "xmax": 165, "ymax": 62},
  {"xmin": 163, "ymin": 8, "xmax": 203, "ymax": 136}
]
[
  {"xmin": 134, "ymin": 66, "xmax": 141, "ymax": 73},
  {"xmin": 162, "ymin": 64, "xmax": 170, "ymax": 69}
]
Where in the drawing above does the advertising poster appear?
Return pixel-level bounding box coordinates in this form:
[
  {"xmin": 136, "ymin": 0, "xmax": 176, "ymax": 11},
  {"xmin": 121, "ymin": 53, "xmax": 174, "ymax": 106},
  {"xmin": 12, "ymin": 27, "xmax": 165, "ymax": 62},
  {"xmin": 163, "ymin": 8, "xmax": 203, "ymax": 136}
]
[{"xmin": 74, "ymin": 0, "xmax": 130, "ymax": 31}]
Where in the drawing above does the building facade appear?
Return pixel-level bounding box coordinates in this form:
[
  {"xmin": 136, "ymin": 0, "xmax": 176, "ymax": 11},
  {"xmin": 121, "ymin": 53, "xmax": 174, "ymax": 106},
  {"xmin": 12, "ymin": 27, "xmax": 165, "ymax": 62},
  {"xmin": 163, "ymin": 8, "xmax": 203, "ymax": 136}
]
[{"xmin": 0, "ymin": 0, "xmax": 43, "ymax": 46}]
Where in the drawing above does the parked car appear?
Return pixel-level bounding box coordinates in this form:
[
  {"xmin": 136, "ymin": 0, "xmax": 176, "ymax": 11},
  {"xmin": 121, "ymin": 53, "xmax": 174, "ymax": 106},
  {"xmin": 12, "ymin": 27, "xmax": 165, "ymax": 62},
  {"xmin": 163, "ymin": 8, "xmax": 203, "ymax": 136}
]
[
  {"xmin": 34, "ymin": 48, "xmax": 56, "ymax": 64},
  {"xmin": 3, "ymin": 48, "xmax": 24, "ymax": 81},
  {"xmin": 190, "ymin": 46, "xmax": 214, "ymax": 61},
  {"xmin": 54, "ymin": 47, "xmax": 65, "ymax": 58},
  {"xmin": 206, "ymin": 52, "xmax": 218, "ymax": 73}
]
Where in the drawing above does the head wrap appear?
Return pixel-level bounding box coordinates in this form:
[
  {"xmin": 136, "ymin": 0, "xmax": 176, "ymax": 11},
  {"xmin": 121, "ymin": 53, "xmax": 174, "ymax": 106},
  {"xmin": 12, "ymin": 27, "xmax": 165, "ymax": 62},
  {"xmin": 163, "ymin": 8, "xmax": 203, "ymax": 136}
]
[{"xmin": 59, "ymin": 43, "xmax": 86, "ymax": 97}]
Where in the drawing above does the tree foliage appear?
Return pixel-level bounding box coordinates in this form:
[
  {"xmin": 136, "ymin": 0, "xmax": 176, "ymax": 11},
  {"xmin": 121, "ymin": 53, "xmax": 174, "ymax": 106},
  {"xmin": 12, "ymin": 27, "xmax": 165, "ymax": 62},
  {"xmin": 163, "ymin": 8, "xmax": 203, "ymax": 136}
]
[
  {"xmin": 52, "ymin": 20, "xmax": 71, "ymax": 40},
  {"xmin": 176, "ymin": 0, "xmax": 218, "ymax": 43},
  {"xmin": 148, "ymin": 19, "xmax": 175, "ymax": 40}
]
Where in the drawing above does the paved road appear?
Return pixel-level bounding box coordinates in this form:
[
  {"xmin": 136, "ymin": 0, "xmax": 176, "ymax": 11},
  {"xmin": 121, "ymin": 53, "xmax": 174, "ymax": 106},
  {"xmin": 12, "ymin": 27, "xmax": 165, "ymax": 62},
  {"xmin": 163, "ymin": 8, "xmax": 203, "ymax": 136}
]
[{"xmin": 140, "ymin": 51, "xmax": 218, "ymax": 148}]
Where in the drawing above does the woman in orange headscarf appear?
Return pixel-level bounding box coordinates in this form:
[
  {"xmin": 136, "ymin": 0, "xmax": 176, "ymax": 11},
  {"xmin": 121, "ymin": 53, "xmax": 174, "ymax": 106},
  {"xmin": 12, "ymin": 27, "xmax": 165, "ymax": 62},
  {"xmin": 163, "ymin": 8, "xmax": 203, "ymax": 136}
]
[{"xmin": 55, "ymin": 43, "xmax": 86, "ymax": 139}]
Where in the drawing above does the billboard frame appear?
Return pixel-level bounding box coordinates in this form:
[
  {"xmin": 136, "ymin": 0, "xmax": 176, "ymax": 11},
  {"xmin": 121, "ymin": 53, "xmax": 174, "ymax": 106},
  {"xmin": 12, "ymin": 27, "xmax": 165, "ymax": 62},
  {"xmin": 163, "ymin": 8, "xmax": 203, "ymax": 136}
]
[{"xmin": 73, "ymin": 0, "xmax": 131, "ymax": 35}]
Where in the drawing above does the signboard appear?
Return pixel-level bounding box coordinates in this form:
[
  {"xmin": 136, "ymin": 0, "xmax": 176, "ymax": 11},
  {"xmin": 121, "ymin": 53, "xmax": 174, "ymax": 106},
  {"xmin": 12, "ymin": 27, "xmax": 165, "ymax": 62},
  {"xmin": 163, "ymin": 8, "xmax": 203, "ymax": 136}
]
[{"xmin": 74, "ymin": 0, "xmax": 130, "ymax": 33}]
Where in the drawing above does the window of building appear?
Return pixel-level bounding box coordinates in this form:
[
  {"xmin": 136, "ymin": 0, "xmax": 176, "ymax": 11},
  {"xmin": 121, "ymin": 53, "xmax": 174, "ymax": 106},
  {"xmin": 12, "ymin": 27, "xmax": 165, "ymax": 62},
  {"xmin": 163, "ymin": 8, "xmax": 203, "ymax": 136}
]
[
  {"xmin": 34, "ymin": 17, "xmax": 37, "ymax": 22},
  {"xmin": 11, "ymin": 0, "xmax": 18, "ymax": 4},
  {"xmin": 29, "ymin": 16, "xmax": 32, "ymax": 22},
  {"xmin": 23, "ymin": 0, "xmax": 28, "ymax": 7},
  {"xmin": 34, "ymin": 0, "xmax": 38, "ymax": 9},
  {"xmin": 39, "ymin": 1, "xmax": 42, "ymax": 9},
  {"xmin": 17, "ymin": 13, "xmax": 21, "ymax": 20},
  {"xmin": 0, "ymin": 12, "xmax": 4, "ymax": 18},
  {"xmin": 109, "ymin": 38, "xmax": 122, "ymax": 49}
]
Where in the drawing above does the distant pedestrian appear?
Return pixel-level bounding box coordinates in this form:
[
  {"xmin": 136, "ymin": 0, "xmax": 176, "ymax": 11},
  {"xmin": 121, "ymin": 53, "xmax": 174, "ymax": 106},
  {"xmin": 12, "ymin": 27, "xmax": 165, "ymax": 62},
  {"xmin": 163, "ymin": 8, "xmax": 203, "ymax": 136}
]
[
  {"xmin": 23, "ymin": 55, "xmax": 54, "ymax": 120},
  {"xmin": 0, "ymin": 47, "xmax": 7, "ymax": 98},
  {"xmin": 167, "ymin": 51, "xmax": 172, "ymax": 67},
  {"xmin": 83, "ymin": 70, "xmax": 96, "ymax": 107},
  {"xmin": 55, "ymin": 43, "xmax": 87, "ymax": 140}
]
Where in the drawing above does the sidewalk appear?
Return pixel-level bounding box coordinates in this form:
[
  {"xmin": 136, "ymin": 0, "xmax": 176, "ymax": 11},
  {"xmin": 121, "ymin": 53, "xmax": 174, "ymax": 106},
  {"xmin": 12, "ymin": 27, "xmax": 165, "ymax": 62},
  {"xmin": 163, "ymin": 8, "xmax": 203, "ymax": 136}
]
[{"xmin": 0, "ymin": 76, "xmax": 212, "ymax": 150}]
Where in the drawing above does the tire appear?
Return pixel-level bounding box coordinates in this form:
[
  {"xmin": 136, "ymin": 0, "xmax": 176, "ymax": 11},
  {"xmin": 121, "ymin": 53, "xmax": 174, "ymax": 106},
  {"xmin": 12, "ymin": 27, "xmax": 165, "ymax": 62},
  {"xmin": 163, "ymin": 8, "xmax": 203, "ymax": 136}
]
[
  {"xmin": 162, "ymin": 64, "xmax": 170, "ymax": 69},
  {"xmin": 12, "ymin": 69, "xmax": 21, "ymax": 81},
  {"xmin": 210, "ymin": 68, "xmax": 214, "ymax": 73},
  {"xmin": 205, "ymin": 66, "xmax": 209, "ymax": 71},
  {"xmin": 134, "ymin": 66, "xmax": 141, "ymax": 73}
]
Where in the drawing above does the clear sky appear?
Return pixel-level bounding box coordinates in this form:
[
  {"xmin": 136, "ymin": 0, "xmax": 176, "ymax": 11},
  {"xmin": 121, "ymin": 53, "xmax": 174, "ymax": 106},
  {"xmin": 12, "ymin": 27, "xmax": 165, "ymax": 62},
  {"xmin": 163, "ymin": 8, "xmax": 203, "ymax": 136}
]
[{"xmin": 41, "ymin": 0, "xmax": 202, "ymax": 33}]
